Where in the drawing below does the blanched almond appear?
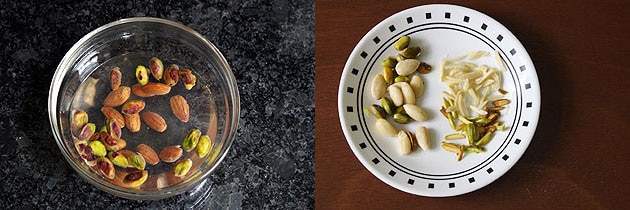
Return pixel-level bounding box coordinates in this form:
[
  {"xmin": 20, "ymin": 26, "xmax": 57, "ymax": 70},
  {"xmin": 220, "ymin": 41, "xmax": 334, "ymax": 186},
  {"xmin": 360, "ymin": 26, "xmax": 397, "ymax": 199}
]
[
  {"xmin": 415, "ymin": 126, "xmax": 430, "ymax": 151},
  {"xmin": 371, "ymin": 74, "xmax": 387, "ymax": 100},
  {"xmin": 403, "ymin": 104, "xmax": 428, "ymax": 122},
  {"xmin": 387, "ymin": 85, "xmax": 404, "ymax": 106},
  {"xmin": 142, "ymin": 111, "xmax": 167, "ymax": 132},
  {"xmin": 375, "ymin": 119, "xmax": 397, "ymax": 137}
]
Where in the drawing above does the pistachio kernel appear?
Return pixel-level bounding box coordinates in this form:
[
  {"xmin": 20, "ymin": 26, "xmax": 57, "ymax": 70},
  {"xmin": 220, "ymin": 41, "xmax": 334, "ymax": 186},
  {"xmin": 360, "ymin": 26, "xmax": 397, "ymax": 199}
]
[
  {"xmin": 71, "ymin": 110, "xmax": 88, "ymax": 136},
  {"xmin": 123, "ymin": 170, "xmax": 148, "ymax": 187},
  {"xmin": 108, "ymin": 151, "xmax": 128, "ymax": 168},
  {"xmin": 394, "ymin": 75, "xmax": 410, "ymax": 83},
  {"xmin": 178, "ymin": 69, "xmax": 197, "ymax": 90},
  {"xmin": 98, "ymin": 131, "xmax": 120, "ymax": 151},
  {"xmin": 163, "ymin": 64, "xmax": 180, "ymax": 86},
  {"xmin": 149, "ymin": 57, "xmax": 164, "ymax": 80},
  {"xmin": 393, "ymin": 35, "xmax": 410, "ymax": 51},
  {"xmin": 110, "ymin": 67, "xmax": 122, "ymax": 90},
  {"xmin": 97, "ymin": 157, "xmax": 115, "ymax": 179},
  {"xmin": 182, "ymin": 129, "xmax": 201, "ymax": 152},
  {"xmin": 88, "ymin": 140, "xmax": 107, "ymax": 157},
  {"xmin": 381, "ymin": 57, "xmax": 398, "ymax": 69},
  {"xmin": 369, "ymin": 104, "xmax": 387, "ymax": 119},
  {"xmin": 128, "ymin": 152, "xmax": 146, "ymax": 170},
  {"xmin": 74, "ymin": 140, "xmax": 89, "ymax": 155},
  {"xmin": 135, "ymin": 65, "xmax": 149, "ymax": 85},
  {"xmin": 393, "ymin": 113, "xmax": 412, "ymax": 124},
  {"xmin": 401, "ymin": 46, "xmax": 422, "ymax": 58},
  {"xmin": 196, "ymin": 135, "xmax": 212, "ymax": 158},
  {"xmin": 106, "ymin": 118, "xmax": 122, "ymax": 139},
  {"xmin": 77, "ymin": 123, "xmax": 96, "ymax": 141},
  {"xmin": 121, "ymin": 99, "xmax": 146, "ymax": 115},
  {"xmin": 381, "ymin": 97, "xmax": 395, "ymax": 115},
  {"xmin": 173, "ymin": 158, "xmax": 193, "ymax": 177}
]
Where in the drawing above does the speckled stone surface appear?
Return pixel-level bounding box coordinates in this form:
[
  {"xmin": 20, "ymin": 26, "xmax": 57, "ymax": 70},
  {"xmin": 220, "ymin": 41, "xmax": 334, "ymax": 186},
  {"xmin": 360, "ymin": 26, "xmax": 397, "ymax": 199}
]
[{"xmin": 0, "ymin": 0, "xmax": 313, "ymax": 209}]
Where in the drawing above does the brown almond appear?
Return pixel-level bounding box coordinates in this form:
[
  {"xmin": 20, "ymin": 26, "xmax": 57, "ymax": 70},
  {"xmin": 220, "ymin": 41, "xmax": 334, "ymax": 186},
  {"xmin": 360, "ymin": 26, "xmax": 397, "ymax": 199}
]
[
  {"xmin": 131, "ymin": 83, "xmax": 155, "ymax": 98},
  {"xmin": 143, "ymin": 82, "xmax": 171, "ymax": 95},
  {"xmin": 101, "ymin": 107, "xmax": 125, "ymax": 128},
  {"xmin": 118, "ymin": 149, "xmax": 135, "ymax": 158},
  {"xmin": 125, "ymin": 113, "xmax": 141, "ymax": 133},
  {"xmin": 170, "ymin": 95, "xmax": 189, "ymax": 122},
  {"xmin": 104, "ymin": 86, "xmax": 130, "ymax": 107},
  {"xmin": 137, "ymin": 144, "xmax": 160, "ymax": 165},
  {"xmin": 142, "ymin": 111, "xmax": 167, "ymax": 132},
  {"xmin": 110, "ymin": 67, "xmax": 122, "ymax": 90},
  {"xmin": 159, "ymin": 145, "xmax": 183, "ymax": 163}
]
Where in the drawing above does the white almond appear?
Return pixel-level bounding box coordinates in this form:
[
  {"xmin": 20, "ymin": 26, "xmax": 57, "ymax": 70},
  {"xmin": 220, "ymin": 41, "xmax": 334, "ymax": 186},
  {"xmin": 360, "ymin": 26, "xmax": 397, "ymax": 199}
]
[
  {"xmin": 394, "ymin": 82, "xmax": 415, "ymax": 105},
  {"xmin": 395, "ymin": 59, "xmax": 420, "ymax": 76},
  {"xmin": 371, "ymin": 74, "xmax": 387, "ymax": 100},
  {"xmin": 387, "ymin": 85, "xmax": 404, "ymax": 106},
  {"xmin": 375, "ymin": 119, "xmax": 397, "ymax": 137},
  {"xmin": 409, "ymin": 75, "xmax": 424, "ymax": 97},
  {"xmin": 415, "ymin": 126, "xmax": 430, "ymax": 151},
  {"xmin": 403, "ymin": 104, "xmax": 428, "ymax": 122},
  {"xmin": 397, "ymin": 130, "xmax": 412, "ymax": 155}
]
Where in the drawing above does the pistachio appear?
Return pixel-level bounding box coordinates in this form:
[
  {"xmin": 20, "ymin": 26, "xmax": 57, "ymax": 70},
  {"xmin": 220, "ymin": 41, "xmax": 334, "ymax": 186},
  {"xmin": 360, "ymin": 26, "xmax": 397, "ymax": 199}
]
[
  {"xmin": 131, "ymin": 83, "xmax": 155, "ymax": 98},
  {"xmin": 475, "ymin": 130, "xmax": 495, "ymax": 146},
  {"xmin": 77, "ymin": 123, "xmax": 96, "ymax": 141},
  {"xmin": 409, "ymin": 75, "xmax": 424, "ymax": 97},
  {"xmin": 196, "ymin": 135, "xmax": 212, "ymax": 158},
  {"xmin": 159, "ymin": 145, "xmax": 183, "ymax": 163},
  {"xmin": 387, "ymin": 85, "xmax": 404, "ymax": 107},
  {"xmin": 375, "ymin": 119, "xmax": 397, "ymax": 137},
  {"xmin": 123, "ymin": 170, "xmax": 148, "ymax": 187},
  {"xmin": 149, "ymin": 57, "xmax": 164, "ymax": 80},
  {"xmin": 110, "ymin": 67, "xmax": 122, "ymax": 90},
  {"xmin": 142, "ymin": 111, "xmax": 167, "ymax": 132},
  {"xmin": 170, "ymin": 95, "xmax": 190, "ymax": 122},
  {"xmin": 98, "ymin": 131, "xmax": 120, "ymax": 151},
  {"xmin": 163, "ymin": 64, "xmax": 180, "ymax": 86},
  {"xmin": 492, "ymin": 99, "xmax": 511, "ymax": 107},
  {"xmin": 444, "ymin": 133, "xmax": 466, "ymax": 140},
  {"xmin": 137, "ymin": 144, "xmax": 160, "ymax": 165},
  {"xmin": 370, "ymin": 74, "xmax": 387, "ymax": 100},
  {"xmin": 183, "ymin": 129, "xmax": 201, "ymax": 152},
  {"xmin": 397, "ymin": 130, "xmax": 413, "ymax": 155},
  {"xmin": 74, "ymin": 140, "xmax": 89, "ymax": 155},
  {"xmin": 128, "ymin": 152, "xmax": 146, "ymax": 170},
  {"xmin": 179, "ymin": 69, "xmax": 197, "ymax": 90},
  {"xmin": 125, "ymin": 113, "xmax": 141, "ymax": 133},
  {"xmin": 97, "ymin": 157, "xmax": 115, "ymax": 179},
  {"xmin": 381, "ymin": 97, "xmax": 395, "ymax": 115},
  {"xmin": 382, "ymin": 67, "xmax": 394, "ymax": 85},
  {"xmin": 393, "ymin": 113, "xmax": 412, "ymax": 124},
  {"xmin": 101, "ymin": 107, "xmax": 125, "ymax": 128},
  {"xmin": 173, "ymin": 158, "xmax": 193, "ymax": 178},
  {"xmin": 394, "ymin": 75, "xmax": 409, "ymax": 83},
  {"xmin": 415, "ymin": 126, "xmax": 430, "ymax": 151},
  {"xmin": 402, "ymin": 104, "xmax": 428, "ymax": 122},
  {"xmin": 71, "ymin": 110, "xmax": 88, "ymax": 136},
  {"xmin": 121, "ymin": 99, "xmax": 145, "ymax": 115},
  {"xmin": 441, "ymin": 142, "xmax": 461, "ymax": 153},
  {"xmin": 417, "ymin": 62, "xmax": 432, "ymax": 74},
  {"xmin": 395, "ymin": 53, "xmax": 406, "ymax": 62},
  {"xmin": 81, "ymin": 148, "xmax": 97, "ymax": 167},
  {"xmin": 401, "ymin": 46, "xmax": 422, "ymax": 58},
  {"xmin": 395, "ymin": 59, "xmax": 420, "ymax": 76},
  {"xmin": 136, "ymin": 65, "xmax": 149, "ymax": 85},
  {"xmin": 465, "ymin": 145, "xmax": 486, "ymax": 153},
  {"xmin": 369, "ymin": 104, "xmax": 386, "ymax": 119},
  {"xmin": 394, "ymin": 82, "xmax": 415, "ymax": 105},
  {"xmin": 381, "ymin": 57, "xmax": 398, "ymax": 69},
  {"xmin": 108, "ymin": 151, "xmax": 129, "ymax": 168},
  {"xmin": 106, "ymin": 118, "xmax": 122, "ymax": 139},
  {"xmin": 393, "ymin": 35, "xmax": 410, "ymax": 51},
  {"xmin": 88, "ymin": 140, "xmax": 107, "ymax": 157},
  {"xmin": 103, "ymin": 86, "xmax": 130, "ymax": 107}
]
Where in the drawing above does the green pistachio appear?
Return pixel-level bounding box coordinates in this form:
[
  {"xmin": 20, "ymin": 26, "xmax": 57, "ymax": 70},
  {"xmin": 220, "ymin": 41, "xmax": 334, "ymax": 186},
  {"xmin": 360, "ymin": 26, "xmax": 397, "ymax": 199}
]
[
  {"xmin": 393, "ymin": 35, "xmax": 410, "ymax": 51},
  {"xmin": 465, "ymin": 145, "xmax": 486, "ymax": 153},
  {"xmin": 196, "ymin": 135, "xmax": 212, "ymax": 158},
  {"xmin": 393, "ymin": 113, "xmax": 412, "ymax": 124},
  {"xmin": 394, "ymin": 75, "xmax": 410, "ymax": 83},
  {"xmin": 128, "ymin": 152, "xmax": 146, "ymax": 170},
  {"xmin": 96, "ymin": 157, "xmax": 115, "ymax": 179},
  {"xmin": 381, "ymin": 97, "xmax": 395, "ymax": 115},
  {"xmin": 182, "ymin": 129, "xmax": 201, "ymax": 152},
  {"xmin": 72, "ymin": 110, "xmax": 88, "ymax": 136},
  {"xmin": 135, "ymin": 65, "xmax": 149, "ymax": 85},
  {"xmin": 475, "ymin": 130, "xmax": 495, "ymax": 146},
  {"xmin": 369, "ymin": 105, "xmax": 387, "ymax": 119},
  {"xmin": 401, "ymin": 46, "xmax": 422, "ymax": 58},
  {"xmin": 108, "ymin": 151, "xmax": 128, "ymax": 168},
  {"xmin": 123, "ymin": 170, "xmax": 148, "ymax": 187},
  {"xmin": 77, "ymin": 123, "xmax": 96, "ymax": 141},
  {"xmin": 381, "ymin": 57, "xmax": 398, "ymax": 69},
  {"xmin": 106, "ymin": 118, "xmax": 123, "ymax": 139},
  {"xmin": 88, "ymin": 140, "xmax": 107, "ymax": 157},
  {"xmin": 382, "ymin": 67, "xmax": 394, "ymax": 85},
  {"xmin": 149, "ymin": 57, "xmax": 164, "ymax": 80},
  {"xmin": 173, "ymin": 158, "xmax": 193, "ymax": 177}
]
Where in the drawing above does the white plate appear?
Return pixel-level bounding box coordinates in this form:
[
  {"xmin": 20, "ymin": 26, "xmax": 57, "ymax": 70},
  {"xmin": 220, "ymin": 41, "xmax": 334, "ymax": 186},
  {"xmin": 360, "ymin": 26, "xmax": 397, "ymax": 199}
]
[{"xmin": 338, "ymin": 4, "xmax": 540, "ymax": 197}]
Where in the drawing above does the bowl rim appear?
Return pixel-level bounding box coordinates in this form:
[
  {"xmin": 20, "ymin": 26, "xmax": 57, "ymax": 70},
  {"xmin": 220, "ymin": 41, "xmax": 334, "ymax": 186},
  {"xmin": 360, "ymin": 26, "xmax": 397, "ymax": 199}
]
[{"xmin": 48, "ymin": 17, "xmax": 240, "ymax": 200}]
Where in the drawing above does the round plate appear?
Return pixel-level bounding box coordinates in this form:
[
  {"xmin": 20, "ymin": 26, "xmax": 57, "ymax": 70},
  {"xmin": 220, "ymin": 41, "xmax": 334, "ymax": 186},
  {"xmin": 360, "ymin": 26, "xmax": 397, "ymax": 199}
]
[{"xmin": 338, "ymin": 4, "xmax": 540, "ymax": 197}]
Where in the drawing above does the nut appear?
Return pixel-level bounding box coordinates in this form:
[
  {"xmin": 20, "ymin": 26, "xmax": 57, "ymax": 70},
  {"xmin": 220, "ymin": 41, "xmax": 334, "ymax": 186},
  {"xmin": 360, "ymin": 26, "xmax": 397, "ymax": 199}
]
[
  {"xmin": 106, "ymin": 118, "xmax": 123, "ymax": 139},
  {"xmin": 394, "ymin": 82, "xmax": 415, "ymax": 105},
  {"xmin": 179, "ymin": 69, "xmax": 197, "ymax": 90},
  {"xmin": 71, "ymin": 110, "xmax": 88, "ymax": 136},
  {"xmin": 137, "ymin": 144, "xmax": 160, "ymax": 165},
  {"xmin": 110, "ymin": 67, "xmax": 122, "ymax": 90},
  {"xmin": 74, "ymin": 140, "xmax": 89, "ymax": 155},
  {"xmin": 492, "ymin": 99, "xmax": 511, "ymax": 107},
  {"xmin": 170, "ymin": 95, "xmax": 190, "ymax": 122},
  {"xmin": 116, "ymin": 138, "xmax": 127, "ymax": 150},
  {"xmin": 131, "ymin": 83, "xmax": 155, "ymax": 98},
  {"xmin": 173, "ymin": 158, "xmax": 193, "ymax": 178},
  {"xmin": 103, "ymin": 86, "xmax": 130, "ymax": 107},
  {"xmin": 387, "ymin": 85, "xmax": 404, "ymax": 106},
  {"xmin": 381, "ymin": 57, "xmax": 398, "ymax": 69},
  {"xmin": 163, "ymin": 64, "xmax": 180, "ymax": 86},
  {"xmin": 121, "ymin": 99, "xmax": 145, "ymax": 115},
  {"xmin": 98, "ymin": 131, "xmax": 120, "ymax": 151},
  {"xmin": 108, "ymin": 151, "xmax": 128, "ymax": 168},
  {"xmin": 395, "ymin": 59, "xmax": 420, "ymax": 76},
  {"xmin": 142, "ymin": 111, "xmax": 167, "ymax": 132},
  {"xmin": 196, "ymin": 135, "xmax": 212, "ymax": 158},
  {"xmin": 77, "ymin": 123, "xmax": 96, "ymax": 141},
  {"xmin": 401, "ymin": 46, "xmax": 422, "ymax": 58},
  {"xmin": 159, "ymin": 145, "xmax": 183, "ymax": 163},
  {"xmin": 88, "ymin": 140, "xmax": 107, "ymax": 157},
  {"xmin": 182, "ymin": 129, "xmax": 201, "ymax": 152},
  {"xmin": 375, "ymin": 119, "xmax": 397, "ymax": 137},
  {"xmin": 128, "ymin": 152, "xmax": 146, "ymax": 170},
  {"xmin": 125, "ymin": 113, "xmax": 141, "ymax": 133},
  {"xmin": 393, "ymin": 35, "xmax": 410, "ymax": 51},
  {"xmin": 415, "ymin": 126, "xmax": 430, "ymax": 151},
  {"xmin": 143, "ymin": 82, "xmax": 171, "ymax": 95},
  {"xmin": 397, "ymin": 130, "xmax": 414, "ymax": 155},
  {"xmin": 101, "ymin": 107, "xmax": 125, "ymax": 128},
  {"xmin": 394, "ymin": 75, "xmax": 410, "ymax": 83},
  {"xmin": 370, "ymin": 74, "xmax": 387, "ymax": 100},
  {"xmin": 417, "ymin": 62, "xmax": 432, "ymax": 74},
  {"xmin": 149, "ymin": 57, "xmax": 164, "ymax": 80},
  {"xmin": 403, "ymin": 104, "xmax": 428, "ymax": 122},
  {"xmin": 369, "ymin": 104, "xmax": 386, "ymax": 119},
  {"xmin": 123, "ymin": 170, "xmax": 148, "ymax": 187},
  {"xmin": 393, "ymin": 113, "xmax": 412, "ymax": 124},
  {"xmin": 97, "ymin": 157, "xmax": 115, "ymax": 179},
  {"xmin": 409, "ymin": 75, "xmax": 424, "ymax": 97},
  {"xmin": 136, "ymin": 65, "xmax": 149, "ymax": 85},
  {"xmin": 381, "ymin": 97, "xmax": 395, "ymax": 115}
]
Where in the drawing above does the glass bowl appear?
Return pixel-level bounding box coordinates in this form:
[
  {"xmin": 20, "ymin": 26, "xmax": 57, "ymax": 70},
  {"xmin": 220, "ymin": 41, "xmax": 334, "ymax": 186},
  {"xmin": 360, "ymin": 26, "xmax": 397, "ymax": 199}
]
[{"xmin": 48, "ymin": 17, "xmax": 239, "ymax": 200}]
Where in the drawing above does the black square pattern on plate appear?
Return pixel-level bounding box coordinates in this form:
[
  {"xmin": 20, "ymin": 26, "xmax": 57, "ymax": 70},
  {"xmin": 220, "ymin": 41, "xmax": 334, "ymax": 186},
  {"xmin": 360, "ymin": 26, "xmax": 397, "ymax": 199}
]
[
  {"xmin": 346, "ymin": 106, "xmax": 353, "ymax": 112},
  {"xmin": 372, "ymin": 158, "xmax": 380, "ymax": 164},
  {"xmin": 350, "ymin": 125, "xmax": 357, "ymax": 131},
  {"xmin": 520, "ymin": 65, "xmax": 526, "ymax": 71},
  {"xmin": 351, "ymin": 68, "xmax": 359, "ymax": 75},
  {"xmin": 523, "ymin": 121, "xmax": 529, "ymax": 127},
  {"xmin": 525, "ymin": 83, "xmax": 531, "ymax": 89},
  {"xmin": 486, "ymin": 168, "xmax": 494, "ymax": 174},
  {"xmin": 502, "ymin": 154, "xmax": 509, "ymax": 161},
  {"xmin": 388, "ymin": 170, "xmax": 396, "ymax": 177},
  {"xmin": 359, "ymin": 142, "xmax": 366, "ymax": 149},
  {"xmin": 445, "ymin": 12, "xmax": 451, "ymax": 19},
  {"xmin": 346, "ymin": 87, "xmax": 354, "ymax": 93},
  {"xmin": 360, "ymin": 51, "xmax": 368, "ymax": 58},
  {"xmin": 406, "ymin": 17, "xmax": 413, "ymax": 23},
  {"xmin": 373, "ymin": 37, "xmax": 380, "ymax": 44},
  {"xmin": 428, "ymin": 183, "xmax": 434, "ymax": 189},
  {"xmin": 389, "ymin": 25, "xmax": 396, "ymax": 32},
  {"xmin": 468, "ymin": 177, "xmax": 475, "ymax": 183},
  {"xmin": 481, "ymin": 23, "xmax": 487, "ymax": 30},
  {"xmin": 425, "ymin": 13, "xmax": 432, "ymax": 19},
  {"xmin": 407, "ymin": 179, "xmax": 415, "ymax": 185},
  {"xmin": 526, "ymin": 102, "xmax": 532, "ymax": 108},
  {"xmin": 497, "ymin": 35, "xmax": 503, "ymax": 41},
  {"xmin": 449, "ymin": 183, "xmax": 455, "ymax": 188},
  {"xmin": 463, "ymin": 16, "xmax": 470, "ymax": 22},
  {"xmin": 515, "ymin": 138, "xmax": 522, "ymax": 144},
  {"xmin": 510, "ymin": 49, "xmax": 517, "ymax": 55}
]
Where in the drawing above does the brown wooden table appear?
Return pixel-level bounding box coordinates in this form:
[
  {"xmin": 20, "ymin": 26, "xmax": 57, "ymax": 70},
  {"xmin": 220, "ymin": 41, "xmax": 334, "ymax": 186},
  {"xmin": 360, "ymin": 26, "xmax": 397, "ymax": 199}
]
[{"xmin": 315, "ymin": 1, "xmax": 630, "ymax": 208}]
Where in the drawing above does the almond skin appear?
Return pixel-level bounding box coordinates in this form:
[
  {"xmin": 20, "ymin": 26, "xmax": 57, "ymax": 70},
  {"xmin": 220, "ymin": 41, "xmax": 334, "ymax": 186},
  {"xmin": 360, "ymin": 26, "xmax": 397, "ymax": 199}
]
[
  {"xmin": 101, "ymin": 107, "xmax": 125, "ymax": 128},
  {"xmin": 143, "ymin": 82, "xmax": 171, "ymax": 95},
  {"xmin": 170, "ymin": 95, "xmax": 189, "ymax": 122},
  {"xmin": 159, "ymin": 145, "xmax": 183, "ymax": 163},
  {"xmin": 142, "ymin": 111, "xmax": 167, "ymax": 132},
  {"xmin": 125, "ymin": 113, "xmax": 141, "ymax": 133},
  {"xmin": 131, "ymin": 83, "xmax": 155, "ymax": 98},
  {"xmin": 103, "ymin": 86, "xmax": 130, "ymax": 107},
  {"xmin": 137, "ymin": 144, "xmax": 160, "ymax": 165}
]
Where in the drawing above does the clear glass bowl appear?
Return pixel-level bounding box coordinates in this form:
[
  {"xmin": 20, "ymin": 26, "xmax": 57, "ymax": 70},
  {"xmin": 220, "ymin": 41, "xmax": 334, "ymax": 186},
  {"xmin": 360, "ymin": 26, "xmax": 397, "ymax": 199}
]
[{"xmin": 48, "ymin": 17, "xmax": 239, "ymax": 200}]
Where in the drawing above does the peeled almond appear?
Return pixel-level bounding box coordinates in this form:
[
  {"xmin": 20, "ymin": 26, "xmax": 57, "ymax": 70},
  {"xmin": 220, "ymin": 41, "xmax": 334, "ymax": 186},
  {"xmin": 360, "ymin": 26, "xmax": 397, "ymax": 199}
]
[
  {"xmin": 415, "ymin": 126, "xmax": 430, "ymax": 151},
  {"xmin": 388, "ymin": 85, "xmax": 404, "ymax": 106},
  {"xmin": 394, "ymin": 82, "xmax": 415, "ymax": 105},
  {"xmin": 395, "ymin": 59, "xmax": 420, "ymax": 76},
  {"xmin": 409, "ymin": 75, "xmax": 424, "ymax": 97},
  {"xmin": 397, "ymin": 130, "xmax": 412, "ymax": 155},
  {"xmin": 375, "ymin": 119, "xmax": 397, "ymax": 137},
  {"xmin": 403, "ymin": 104, "xmax": 428, "ymax": 122},
  {"xmin": 371, "ymin": 74, "xmax": 387, "ymax": 100}
]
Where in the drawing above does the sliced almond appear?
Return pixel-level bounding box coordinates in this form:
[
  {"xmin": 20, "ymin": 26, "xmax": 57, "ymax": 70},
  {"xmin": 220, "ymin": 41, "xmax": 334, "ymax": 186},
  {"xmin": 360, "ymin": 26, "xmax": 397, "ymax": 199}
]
[
  {"xmin": 125, "ymin": 113, "xmax": 141, "ymax": 133},
  {"xmin": 137, "ymin": 144, "xmax": 160, "ymax": 165},
  {"xmin": 143, "ymin": 82, "xmax": 171, "ymax": 95},
  {"xmin": 101, "ymin": 107, "xmax": 125, "ymax": 128},
  {"xmin": 170, "ymin": 95, "xmax": 190, "ymax": 122},
  {"xmin": 492, "ymin": 99, "xmax": 511, "ymax": 107},
  {"xmin": 103, "ymin": 86, "xmax": 130, "ymax": 107},
  {"xmin": 142, "ymin": 111, "xmax": 167, "ymax": 132}
]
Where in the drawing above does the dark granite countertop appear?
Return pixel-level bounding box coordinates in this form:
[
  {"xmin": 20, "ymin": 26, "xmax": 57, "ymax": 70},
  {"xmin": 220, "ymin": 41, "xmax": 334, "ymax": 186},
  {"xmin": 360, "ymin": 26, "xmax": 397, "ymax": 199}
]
[{"xmin": 0, "ymin": 0, "xmax": 314, "ymax": 209}]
